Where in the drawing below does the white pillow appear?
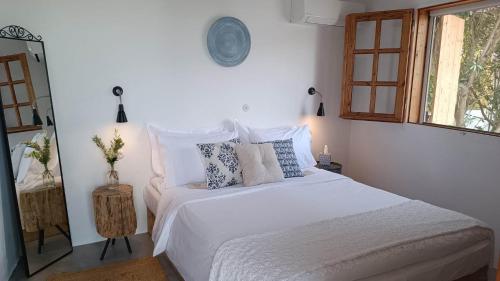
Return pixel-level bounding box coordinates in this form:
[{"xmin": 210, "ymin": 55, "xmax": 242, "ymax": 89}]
[
  {"xmin": 10, "ymin": 143, "xmax": 26, "ymax": 180},
  {"xmin": 234, "ymin": 121, "xmax": 251, "ymax": 143},
  {"xmin": 249, "ymin": 125, "xmax": 316, "ymax": 169},
  {"xmin": 154, "ymin": 127, "xmax": 238, "ymax": 187},
  {"xmin": 235, "ymin": 121, "xmax": 299, "ymax": 144},
  {"xmin": 147, "ymin": 124, "xmax": 226, "ymax": 177}
]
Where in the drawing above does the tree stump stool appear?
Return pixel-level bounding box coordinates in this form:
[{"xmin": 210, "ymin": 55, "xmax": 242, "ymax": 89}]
[
  {"xmin": 92, "ymin": 184, "xmax": 137, "ymax": 260},
  {"xmin": 19, "ymin": 183, "xmax": 70, "ymax": 254}
]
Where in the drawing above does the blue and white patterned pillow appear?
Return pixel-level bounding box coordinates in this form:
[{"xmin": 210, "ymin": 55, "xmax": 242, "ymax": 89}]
[
  {"xmin": 197, "ymin": 139, "xmax": 242, "ymax": 190},
  {"xmin": 258, "ymin": 139, "xmax": 303, "ymax": 178}
]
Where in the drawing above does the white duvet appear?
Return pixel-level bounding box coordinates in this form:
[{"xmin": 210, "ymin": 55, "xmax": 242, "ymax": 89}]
[{"xmin": 152, "ymin": 168, "xmax": 493, "ymax": 281}]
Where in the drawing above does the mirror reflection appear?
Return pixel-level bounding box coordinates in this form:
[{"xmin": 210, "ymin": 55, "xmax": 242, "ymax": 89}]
[
  {"xmin": 0, "ymin": 37, "xmax": 72, "ymax": 275},
  {"xmin": 351, "ymin": 86, "xmax": 371, "ymax": 113},
  {"xmin": 355, "ymin": 21, "xmax": 375, "ymax": 49},
  {"xmin": 375, "ymin": 86, "xmax": 397, "ymax": 114}
]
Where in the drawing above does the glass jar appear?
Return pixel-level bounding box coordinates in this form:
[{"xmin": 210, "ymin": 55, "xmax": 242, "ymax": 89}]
[
  {"xmin": 42, "ymin": 167, "xmax": 56, "ymax": 189},
  {"xmin": 107, "ymin": 165, "xmax": 119, "ymax": 186}
]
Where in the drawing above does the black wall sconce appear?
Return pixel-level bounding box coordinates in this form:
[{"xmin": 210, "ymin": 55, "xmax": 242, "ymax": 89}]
[
  {"xmin": 32, "ymin": 107, "xmax": 54, "ymax": 127},
  {"xmin": 32, "ymin": 96, "xmax": 55, "ymax": 127},
  {"xmin": 46, "ymin": 115, "xmax": 54, "ymax": 126},
  {"xmin": 113, "ymin": 86, "xmax": 128, "ymax": 123},
  {"xmin": 46, "ymin": 108, "xmax": 54, "ymax": 127},
  {"xmin": 32, "ymin": 106, "xmax": 43, "ymax": 126},
  {"xmin": 308, "ymin": 87, "xmax": 325, "ymax": 117}
]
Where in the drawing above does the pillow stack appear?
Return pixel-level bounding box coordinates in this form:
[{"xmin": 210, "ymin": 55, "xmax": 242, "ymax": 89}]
[
  {"xmin": 248, "ymin": 124, "xmax": 317, "ymax": 169},
  {"xmin": 147, "ymin": 125, "xmax": 237, "ymax": 187},
  {"xmin": 148, "ymin": 123, "xmax": 316, "ymax": 191}
]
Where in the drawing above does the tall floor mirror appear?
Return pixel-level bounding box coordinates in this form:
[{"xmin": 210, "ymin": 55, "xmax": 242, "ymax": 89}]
[{"xmin": 0, "ymin": 25, "xmax": 72, "ymax": 277}]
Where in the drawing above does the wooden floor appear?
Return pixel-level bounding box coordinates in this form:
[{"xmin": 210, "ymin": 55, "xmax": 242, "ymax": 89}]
[{"xmin": 9, "ymin": 233, "xmax": 182, "ymax": 281}]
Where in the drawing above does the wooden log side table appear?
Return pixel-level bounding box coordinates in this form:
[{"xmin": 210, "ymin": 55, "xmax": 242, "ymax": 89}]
[
  {"xmin": 92, "ymin": 184, "xmax": 137, "ymax": 260},
  {"xmin": 19, "ymin": 183, "xmax": 70, "ymax": 254}
]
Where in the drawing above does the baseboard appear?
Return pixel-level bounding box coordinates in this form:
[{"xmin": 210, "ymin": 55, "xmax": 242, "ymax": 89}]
[{"xmin": 4, "ymin": 257, "xmax": 20, "ymax": 281}]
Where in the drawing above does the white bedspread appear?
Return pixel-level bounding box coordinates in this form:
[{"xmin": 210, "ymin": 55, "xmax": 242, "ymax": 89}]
[
  {"xmin": 152, "ymin": 169, "xmax": 493, "ymax": 281},
  {"xmin": 209, "ymin": 200, "xmax": 491, "ymax": 281}
]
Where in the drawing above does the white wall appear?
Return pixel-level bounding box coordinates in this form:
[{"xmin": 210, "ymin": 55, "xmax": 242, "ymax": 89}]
[
  {"xmin": 346, "ymin": 0, "xmax": 500, "ymax": 264},
  {"xmin": 0, "ymin": 0, "xmax": 350, "ymax": 246}
]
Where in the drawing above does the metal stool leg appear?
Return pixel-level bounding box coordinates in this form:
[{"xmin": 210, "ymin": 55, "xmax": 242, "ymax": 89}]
[
  {"xmin": 124, "ymin": 236, "xmax": 132, "ymax": 254},
  {"xmin": 37, "ymin": 229, "xmax": 44, "ymax": 254},
  {"xmin": 100, "ymin": 238, "xmax": 111, "ymax": 260}
]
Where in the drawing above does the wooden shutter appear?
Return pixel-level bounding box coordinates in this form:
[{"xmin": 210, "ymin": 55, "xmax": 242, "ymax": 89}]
[{"xmin": 340, "ymin": 9, "xmax": 413, "ymax": 122}]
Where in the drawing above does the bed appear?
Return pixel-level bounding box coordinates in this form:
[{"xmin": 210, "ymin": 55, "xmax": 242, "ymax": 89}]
[{"xmin": 145, "ymin": 168, "xmax": 494, "ymax": 281}]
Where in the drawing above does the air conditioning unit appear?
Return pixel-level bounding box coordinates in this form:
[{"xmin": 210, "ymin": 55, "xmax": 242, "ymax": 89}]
[{"xmin": 291, "ymin": 0, "xmax": 365, "ymax": 26}]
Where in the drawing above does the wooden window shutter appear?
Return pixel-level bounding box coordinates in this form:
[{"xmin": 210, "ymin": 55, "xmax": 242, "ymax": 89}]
[{"xmin": 340, "ymin": 9, "xmax": 413, "ymax": 122}]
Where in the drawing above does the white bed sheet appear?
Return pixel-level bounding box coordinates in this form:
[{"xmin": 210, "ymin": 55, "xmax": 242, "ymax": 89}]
[{"xmin": 151, "ymin": 168, "xmax": 493, "ymax": 281}]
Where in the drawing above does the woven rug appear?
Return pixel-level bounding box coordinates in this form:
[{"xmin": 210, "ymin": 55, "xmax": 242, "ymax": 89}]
[{"xmin": 47, "ymin": 257, "xmax": 168, "ymax": 281}]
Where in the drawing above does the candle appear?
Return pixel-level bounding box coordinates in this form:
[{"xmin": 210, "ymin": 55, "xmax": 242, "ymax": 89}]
[{"xmin": 323, "ymin": 145, "xmax": 329, "ymax": 155}]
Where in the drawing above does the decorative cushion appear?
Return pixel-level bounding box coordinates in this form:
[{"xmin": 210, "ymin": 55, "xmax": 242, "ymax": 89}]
[
  {"xmin": 258, "ymin": 139, "xmax": 303, "ymax": 178},
  {"xmin": 235, "ymin": 144, "xmax": 284, "ymax": 187},
  {"xmin": 197, "ymin": 139, "xmax": 242, "ymax": 190}
]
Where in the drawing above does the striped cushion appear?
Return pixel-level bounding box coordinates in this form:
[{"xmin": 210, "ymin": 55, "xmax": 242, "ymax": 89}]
[{"xmin": 258, "ymin": 139, "xmax": 303, "ymax": 178}]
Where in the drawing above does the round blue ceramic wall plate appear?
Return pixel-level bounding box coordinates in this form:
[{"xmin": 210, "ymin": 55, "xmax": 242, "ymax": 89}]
[{"xmin": 207, "ymin": 17, "xmax": 251, "ymax": 67}]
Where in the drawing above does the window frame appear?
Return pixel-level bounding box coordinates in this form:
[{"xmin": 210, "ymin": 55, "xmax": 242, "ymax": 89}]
[
  {"xmin": 0, "ymin": 52, "xmax": 41, "ymax": 134},
  {"xmin": 407, "ymin": 0, "xmax": 500, "ymax": 137},
  {"xmin": 340, "ymin": 9, "xmax": 414, "ymax": 123}
]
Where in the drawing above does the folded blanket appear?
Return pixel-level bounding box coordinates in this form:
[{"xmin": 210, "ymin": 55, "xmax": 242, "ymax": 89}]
[{"xmin": 209, "ymin": 200, "xmax": 492, "ymax": 281}]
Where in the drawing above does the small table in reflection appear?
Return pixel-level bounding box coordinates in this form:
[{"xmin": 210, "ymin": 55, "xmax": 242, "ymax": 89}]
[{"xmin": 19, "ymin": 183, "xmax": 71, "ymax": 254}]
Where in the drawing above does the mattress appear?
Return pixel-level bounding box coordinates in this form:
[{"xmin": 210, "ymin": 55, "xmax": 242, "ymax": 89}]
[
  {"xmin": 144, "ymin": 183, "xmax": 161, "ymax": 215},
  {"xmin": 362, "ymin": 240, "xmax": 492, "ymax": 280},
  {"xmin": 151, "ymin": 168, "xmax": 494, "ymax": 281}
]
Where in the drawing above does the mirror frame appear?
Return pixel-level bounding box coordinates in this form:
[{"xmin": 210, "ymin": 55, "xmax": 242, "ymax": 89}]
[{"xmin": 0, "ymin": 25, "xmax": 72, "ymax": 278}]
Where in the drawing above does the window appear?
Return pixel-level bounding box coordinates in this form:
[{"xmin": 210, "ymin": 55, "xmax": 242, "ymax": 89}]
[
  {"xmin": 0, "ymin": 53, "xmax": 40, "ymax": 133},
  {"xmin": 409, "ymin": 0, "xmax": 500, "ymax": 136},
  {"xmin": 341, "ymin": 9, "xmax": 413, "ymax": 122}
]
